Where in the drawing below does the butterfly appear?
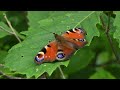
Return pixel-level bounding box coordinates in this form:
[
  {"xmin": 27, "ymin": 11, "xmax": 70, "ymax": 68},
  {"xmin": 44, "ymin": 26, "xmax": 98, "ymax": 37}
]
[{"xmin": 35, "ymin": 28, "xmax": 87, "ymax": 64}]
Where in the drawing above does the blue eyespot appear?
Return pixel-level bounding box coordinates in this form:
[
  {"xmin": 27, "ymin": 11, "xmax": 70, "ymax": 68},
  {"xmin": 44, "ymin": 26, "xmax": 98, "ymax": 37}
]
[
  {"xmin": 35, "ymin": 55, "xmax": 44, "ymax": 64},
  {"xmin": 57, "ymin": 53, "xmax": 65, "ymax": 59},
  {"xmin": 56, "ymin": 51, "xmax": 66, "ymax": 61},
  {"xmin": 79, "ymin": 39, "xmax": 85, "ymax": 42}
]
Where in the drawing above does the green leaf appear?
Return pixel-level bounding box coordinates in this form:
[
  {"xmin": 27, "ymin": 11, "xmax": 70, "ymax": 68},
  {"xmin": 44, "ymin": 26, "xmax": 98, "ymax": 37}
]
[
  {"xmin": 114, "ymin": 11, "xmax": 120, "ymax": 48},
  {"xmin": 22, "ymin": 11, "xmax": 52, "ymax": 36},
  {"xmin": 0, "ymin": 22, "xmax": 11, "ymax": 38},
  {"xmin": 4, "ymin": 11, "xmax": 100, "ymax": 78},
  {"xmin": 0, "ymin": 30, "xmax": 8, "ymax": 38},
  {"xmin": 4, "ymin": 29, "xmax": 69, "ymax": 78},
  {"xmin": 64, "ymin": 47, "xmax": 95, "ymax": 75},
  {"xmin": 89, "ymin": 67, "xmax": 116, "ymax": 79},
  {"xmin": 0, "ymin": 65, "xmax": 12, "ymax": 74}
]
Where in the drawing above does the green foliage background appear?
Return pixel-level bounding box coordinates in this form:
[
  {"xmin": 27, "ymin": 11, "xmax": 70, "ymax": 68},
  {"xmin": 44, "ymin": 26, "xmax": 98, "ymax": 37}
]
[{"xmin": 0, "ymin": 11, "xmax": 120, "ymax": 79}]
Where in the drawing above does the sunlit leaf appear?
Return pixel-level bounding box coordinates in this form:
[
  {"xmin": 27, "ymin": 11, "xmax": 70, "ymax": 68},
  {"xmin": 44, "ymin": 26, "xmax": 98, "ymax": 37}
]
[{"xmin": 4, "ymin": 11, "xmax": 100, "ymax": 78}]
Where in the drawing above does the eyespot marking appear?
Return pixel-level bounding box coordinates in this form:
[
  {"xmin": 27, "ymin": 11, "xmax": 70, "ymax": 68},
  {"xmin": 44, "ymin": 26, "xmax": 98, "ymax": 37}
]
[
  {"xmin": 35, "ymin": 52, "xmax": 44, "ymax": 64},
  {"xmin": 79, "ymin": 39, "xmax": 86, "ymax": 42},
  {"xmin": 57, "ymin": 53, "xmax": 65, "ymax": 59},
  {"xmin": 56, "ymin": 51, "xmax": 66, "ymax": 61}
]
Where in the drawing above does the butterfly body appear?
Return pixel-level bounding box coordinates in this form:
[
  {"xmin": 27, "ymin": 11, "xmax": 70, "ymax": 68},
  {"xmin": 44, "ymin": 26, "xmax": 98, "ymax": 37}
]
[{"xmin": 35, "ymin": 28, "xmax": 87, "ymax": 64}]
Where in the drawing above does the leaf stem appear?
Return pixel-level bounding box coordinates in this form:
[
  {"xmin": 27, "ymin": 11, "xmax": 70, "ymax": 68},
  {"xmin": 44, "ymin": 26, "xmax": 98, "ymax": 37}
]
[
  {"xmin": 58, "ymin": 66, "xmax": 66, "ymax": 79},
  {"xmin": 74, "ymin": 11, "xmax": 95, "ymax": 28},
  {"xmin": 3, "ymin": 13, "xmax": 21, "ymax": 43}
]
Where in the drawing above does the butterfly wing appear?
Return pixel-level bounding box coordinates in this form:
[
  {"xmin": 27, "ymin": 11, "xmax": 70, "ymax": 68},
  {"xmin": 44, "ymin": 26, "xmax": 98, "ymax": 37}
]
[
  {"xmin": 55, "ymin": 41, "xmax": 76, "ymax": 61},
  {"xmin": 35, "ymin": 41, "xmax": 58, "ymax": 64},
  {"xmin": 61, "ymin": 28, "xmax": 87, "ymax": 49},
  {"xmin": 35, "ymin": 28, "xmax": 87, "ymax": 64}
]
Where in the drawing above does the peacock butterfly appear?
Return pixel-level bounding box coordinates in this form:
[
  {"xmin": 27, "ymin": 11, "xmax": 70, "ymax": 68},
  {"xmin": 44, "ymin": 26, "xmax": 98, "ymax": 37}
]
[{"xmin": 35, "ymin": 28, "xmax": 87, "ymax": 64}]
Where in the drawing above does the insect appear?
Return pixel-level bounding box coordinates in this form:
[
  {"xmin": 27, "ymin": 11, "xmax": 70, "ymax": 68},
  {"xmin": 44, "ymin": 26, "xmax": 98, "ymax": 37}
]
[{"xmin": 35, "ymin": 28, "xmax": 87, "ymax": 64}]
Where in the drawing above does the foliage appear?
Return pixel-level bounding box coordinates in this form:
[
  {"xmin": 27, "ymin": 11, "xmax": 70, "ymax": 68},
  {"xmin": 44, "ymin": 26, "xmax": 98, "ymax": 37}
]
[{"xmin": 0, "ymin": 11, "xmax": 120, "ymax": 79}]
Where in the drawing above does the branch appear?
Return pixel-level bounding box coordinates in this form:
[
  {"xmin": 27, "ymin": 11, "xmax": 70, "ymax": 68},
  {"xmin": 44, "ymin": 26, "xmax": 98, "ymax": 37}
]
[{"xmin": 100, "ymin": 13, "xmax": 120, "ymax": 62}]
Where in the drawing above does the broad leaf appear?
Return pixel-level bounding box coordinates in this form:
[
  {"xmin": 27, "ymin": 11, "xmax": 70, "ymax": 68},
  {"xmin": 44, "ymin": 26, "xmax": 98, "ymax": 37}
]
[
  {"xmin": 64, "ymin": 47, "xmax": 95, "ymax": 75},
  {"xmin": 4, "ymin": 11, "xmax": 100, "ymax": 78}
]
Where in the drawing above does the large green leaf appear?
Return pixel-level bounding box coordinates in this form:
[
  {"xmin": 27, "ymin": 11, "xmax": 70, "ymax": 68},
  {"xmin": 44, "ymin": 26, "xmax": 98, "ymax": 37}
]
[
  {"xmin": 4, "ymin": 11, "xmax": 100, "ymax": 78},
  {"xmin": 114, "ymin": 11, "xmax": 120, "ymax": 48},
  {"xmin": 21, "ymin": 11, "xmax": 52, "ymax": 36},
  {"xmin": 64, "ymin": 47, "xmax": 95, "ymax": 75}
]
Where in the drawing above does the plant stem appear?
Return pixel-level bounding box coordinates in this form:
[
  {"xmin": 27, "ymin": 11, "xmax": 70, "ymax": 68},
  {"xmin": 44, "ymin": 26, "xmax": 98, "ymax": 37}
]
[
  {"xmin": 3, "ymin": 13, "xmax": 21, "ymax": 43},
  {"xmin": 106, "ymin": 13, "xmax": 119, "ymax": 61},
  {"xmin": 58, "ymin": 66, "xmax": 66, "ymax": 79},
  {"xmin": 106, "ymin": 34, "xmax": 119, "ymax": 61},
  {"xmin": 100, "ymin": 13, "xmax": 119, "ymax": 62}
]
